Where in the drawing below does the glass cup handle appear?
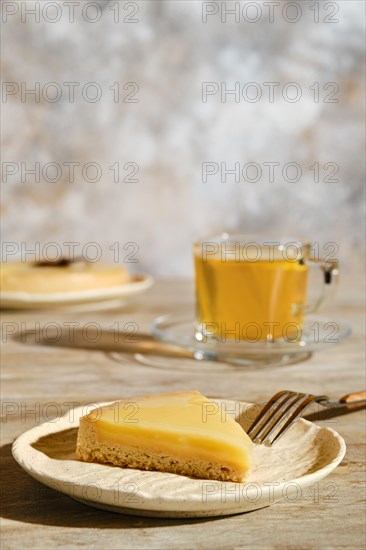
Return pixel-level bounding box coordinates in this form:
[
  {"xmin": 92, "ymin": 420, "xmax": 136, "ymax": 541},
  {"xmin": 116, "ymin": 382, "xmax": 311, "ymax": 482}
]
[{"xmin": 304, "ymin": 257, "xmax": 339, "ymax": 314}]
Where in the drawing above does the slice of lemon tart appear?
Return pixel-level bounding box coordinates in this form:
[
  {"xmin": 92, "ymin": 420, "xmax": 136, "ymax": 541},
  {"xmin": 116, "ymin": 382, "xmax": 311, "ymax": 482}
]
[{"xmin": 76, "ymin": 391, "xmax": 253, "ymax": 482}]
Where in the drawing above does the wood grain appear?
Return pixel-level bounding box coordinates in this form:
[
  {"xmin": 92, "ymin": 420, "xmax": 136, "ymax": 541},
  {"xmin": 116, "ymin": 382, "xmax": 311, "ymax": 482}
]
[{"xmin": 1, "ymin": 276, "xmax": 365, "ymax": 550}]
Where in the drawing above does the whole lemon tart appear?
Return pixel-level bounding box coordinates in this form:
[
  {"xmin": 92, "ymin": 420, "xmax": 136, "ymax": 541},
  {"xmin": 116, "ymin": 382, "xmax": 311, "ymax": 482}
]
[{"xmin": 1, "ymin": 259, "xmax": 130, "ymax": 294}]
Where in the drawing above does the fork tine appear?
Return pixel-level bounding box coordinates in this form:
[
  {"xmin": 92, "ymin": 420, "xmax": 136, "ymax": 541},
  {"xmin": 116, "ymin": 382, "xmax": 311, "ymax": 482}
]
[
  {"xmin": 247, "ymin": 390, "xmax": 293, "ymax": 439},
  {"xmin": 259, "ymin": 392, "xmax": 306, "ymax": 444},
  {"xmin": 250, "ymin": 392, "xmax": 299, "ymax": 442},
  {"xmin": 269, "ymin": 394, "xmax": 319, "ymax": 445},
  {"xmin": 247, "ymin": 390, "xmax": 289, "ymax": 436}
]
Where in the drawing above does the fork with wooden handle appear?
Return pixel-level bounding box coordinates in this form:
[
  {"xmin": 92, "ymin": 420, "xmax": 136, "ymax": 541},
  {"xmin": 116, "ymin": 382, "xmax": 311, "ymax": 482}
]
[{"xmin": 247, "ymin": 390, "xmax": 366, "ymax": 446}]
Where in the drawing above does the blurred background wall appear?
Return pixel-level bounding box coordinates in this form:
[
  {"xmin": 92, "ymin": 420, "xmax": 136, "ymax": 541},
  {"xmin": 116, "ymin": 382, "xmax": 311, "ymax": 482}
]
[{"xmin": 1, "ymin": 0, "xmax": 365, "ymax": 277}]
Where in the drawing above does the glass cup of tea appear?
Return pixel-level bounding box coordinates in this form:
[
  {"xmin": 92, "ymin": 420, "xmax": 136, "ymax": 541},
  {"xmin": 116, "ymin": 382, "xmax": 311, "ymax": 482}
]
[{"xmin": 194, "ymin": 234, "xmax": 339, "ymax": 342}]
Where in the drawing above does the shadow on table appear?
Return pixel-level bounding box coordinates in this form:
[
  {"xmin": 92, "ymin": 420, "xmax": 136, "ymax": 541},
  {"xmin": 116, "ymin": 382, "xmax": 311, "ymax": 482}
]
[
  {"xmin": 12, "ymin": 327, "xmax": 187, "ymax": 356},
  {"xmin": 12, "ymin": 327, "xmax": 312, "ymax": 372},
  {"xmin": 1, "ymin": 443, "xmax": 236, "ymax": 528}
]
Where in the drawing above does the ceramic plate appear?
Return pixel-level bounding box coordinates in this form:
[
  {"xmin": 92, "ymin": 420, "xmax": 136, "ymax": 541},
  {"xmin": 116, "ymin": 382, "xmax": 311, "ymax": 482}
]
[
  {"xmin": 12, "ymin": 400, "xmax": 346, "ymax": 518},
  {"xmin": 0, "ymin": 274, "xmax": 153, "ymax": 310}
]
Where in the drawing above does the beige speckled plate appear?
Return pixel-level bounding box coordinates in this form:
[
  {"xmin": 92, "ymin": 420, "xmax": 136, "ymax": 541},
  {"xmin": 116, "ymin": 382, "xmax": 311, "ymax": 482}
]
[
  {"xmin": 12, "ymin": 400, "xmax": 346, "ymax": 518},
  {"xmin": 1, "ymin": 274, "xmax": 153, "ymax": 310}
]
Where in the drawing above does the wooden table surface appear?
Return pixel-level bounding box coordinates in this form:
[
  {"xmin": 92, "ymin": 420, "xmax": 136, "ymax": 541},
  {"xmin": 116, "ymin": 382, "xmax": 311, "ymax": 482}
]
[{"xmin": 1, "ymin": 275, "xmax": 365, "ymax": 550}]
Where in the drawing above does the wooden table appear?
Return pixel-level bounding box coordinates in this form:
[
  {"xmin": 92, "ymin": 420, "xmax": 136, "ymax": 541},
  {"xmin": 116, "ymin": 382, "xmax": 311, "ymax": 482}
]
[{"xmin": 1, "ymin": 276, "xmax": 365, "ymax": 550}]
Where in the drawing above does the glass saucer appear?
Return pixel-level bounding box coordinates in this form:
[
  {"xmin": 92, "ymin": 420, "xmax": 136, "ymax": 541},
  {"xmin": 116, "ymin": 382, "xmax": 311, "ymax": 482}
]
[{"xmin": 150, "ymin": 314, "xmax": 351, "ymax": 368}]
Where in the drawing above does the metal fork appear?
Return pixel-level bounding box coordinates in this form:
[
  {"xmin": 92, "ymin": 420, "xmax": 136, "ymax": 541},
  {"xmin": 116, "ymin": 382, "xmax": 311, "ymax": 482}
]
[{"xmin": 247, "ymin": 390, "xmax": 329, "ymax": 446}]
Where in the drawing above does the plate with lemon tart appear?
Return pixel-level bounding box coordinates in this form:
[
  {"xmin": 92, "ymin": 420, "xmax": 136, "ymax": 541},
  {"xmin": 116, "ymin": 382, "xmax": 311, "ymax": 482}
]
[
  {"xmin": 0, "ymin": 259, "xmax": 153, "ymax": 310},
  {"xmin": 12, "ymin": 391, "xmax": 346, "ymax": 518}
]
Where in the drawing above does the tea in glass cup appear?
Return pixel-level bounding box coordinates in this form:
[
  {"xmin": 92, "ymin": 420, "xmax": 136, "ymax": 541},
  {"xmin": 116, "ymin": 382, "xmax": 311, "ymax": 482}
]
[{"xmin": 194, "ymin": 234, "xmax": 338, "ymax": 342}]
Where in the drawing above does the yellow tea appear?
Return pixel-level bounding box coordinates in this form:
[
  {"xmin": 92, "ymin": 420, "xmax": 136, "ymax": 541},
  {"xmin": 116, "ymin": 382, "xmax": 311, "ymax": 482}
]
[{"xmin": 194, "ymin": 245, "xmax": 308, "ymax": 341}]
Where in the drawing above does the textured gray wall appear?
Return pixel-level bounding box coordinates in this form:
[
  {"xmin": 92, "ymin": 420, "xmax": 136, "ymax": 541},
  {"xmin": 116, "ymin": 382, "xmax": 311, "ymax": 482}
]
[{"xmin": 1, "ymin": 1, "xmax": 365, "ymax": 276}]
